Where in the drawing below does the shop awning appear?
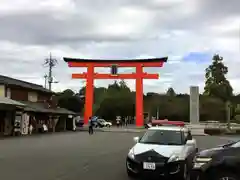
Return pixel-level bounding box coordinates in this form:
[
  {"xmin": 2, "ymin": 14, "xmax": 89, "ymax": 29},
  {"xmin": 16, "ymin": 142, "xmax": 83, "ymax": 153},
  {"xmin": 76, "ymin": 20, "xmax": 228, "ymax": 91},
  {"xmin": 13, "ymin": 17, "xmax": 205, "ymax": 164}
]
[
  {"xmin": 19, "ymin": 101, "xmax": 76, "ymax": 115},
  {"xmin": 0, "ymin": 97, "xmax": 26, "ymax": 107}
]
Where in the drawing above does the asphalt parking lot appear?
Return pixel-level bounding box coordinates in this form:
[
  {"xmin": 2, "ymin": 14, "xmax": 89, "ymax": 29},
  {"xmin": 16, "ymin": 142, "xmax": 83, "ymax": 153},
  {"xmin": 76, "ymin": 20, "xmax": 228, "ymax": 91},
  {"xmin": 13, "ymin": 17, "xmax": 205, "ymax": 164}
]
[{"xmin": 0, "ymin": 131, "xmax": 232, "ymax": 180}]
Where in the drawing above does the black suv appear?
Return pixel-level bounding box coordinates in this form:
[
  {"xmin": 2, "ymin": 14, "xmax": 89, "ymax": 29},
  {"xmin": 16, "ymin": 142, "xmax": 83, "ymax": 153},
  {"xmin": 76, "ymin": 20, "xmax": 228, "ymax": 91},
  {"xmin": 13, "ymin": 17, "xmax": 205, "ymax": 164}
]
[{"xmin": 191, "ymin": 140, "xmax": 240, "ymax": 180}]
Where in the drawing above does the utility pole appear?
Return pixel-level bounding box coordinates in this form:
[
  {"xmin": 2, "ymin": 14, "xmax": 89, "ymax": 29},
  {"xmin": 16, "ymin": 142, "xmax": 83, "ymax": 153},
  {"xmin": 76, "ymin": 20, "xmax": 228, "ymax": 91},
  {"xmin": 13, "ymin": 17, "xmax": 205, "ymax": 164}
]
[{"xmin": 44, "ymin": 53, "xmax": 58, "ymax": 91}]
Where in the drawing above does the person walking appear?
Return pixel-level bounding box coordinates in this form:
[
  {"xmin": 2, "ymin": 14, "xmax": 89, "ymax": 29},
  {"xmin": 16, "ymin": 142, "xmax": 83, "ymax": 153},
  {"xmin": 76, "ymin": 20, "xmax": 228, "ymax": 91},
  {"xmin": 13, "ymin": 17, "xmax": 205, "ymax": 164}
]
[
  {"xmin": 29, "ymin": 124, "xmax": 33, "ymax": 135},
  {"xmin": 88, "ymin": 116, "xmax": 94, "ymax": 135},
  {"xmin": 42, "ymin": 123, "xmax": 48, "ymax": 133},
  {"xmin": 124, "ymin": 117, "xmax": 128, "ymax": 127},
  {"xmin": 116, "ymin": 116, "xmax": 120, "ymax": 128}
]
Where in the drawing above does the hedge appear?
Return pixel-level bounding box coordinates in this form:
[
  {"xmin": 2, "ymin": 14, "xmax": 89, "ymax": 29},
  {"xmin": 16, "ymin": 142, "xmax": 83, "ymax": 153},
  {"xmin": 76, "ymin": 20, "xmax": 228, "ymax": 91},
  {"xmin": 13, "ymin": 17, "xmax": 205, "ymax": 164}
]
[
  {"xmin": 204, "ymin": 128, "xmax": 225, "ymax": 135},
  {"xmin": 204, "ymin": 128, "xmax": 240, "ymax": 135},
  {"xmin": 236, "ymin": 129, "xmax": 240, "ymax": 134}
]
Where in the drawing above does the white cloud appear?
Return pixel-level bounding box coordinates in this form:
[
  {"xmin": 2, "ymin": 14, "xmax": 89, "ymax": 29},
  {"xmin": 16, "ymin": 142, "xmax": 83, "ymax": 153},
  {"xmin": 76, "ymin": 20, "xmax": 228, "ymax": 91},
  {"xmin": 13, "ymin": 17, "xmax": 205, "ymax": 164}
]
[
  {"xmin": 0, "ymin": 0, "xmax": 239, "ymax": 94},
  {"xmin": 0, "ymin": 0, "xmax": 76, "ymax": 14}
]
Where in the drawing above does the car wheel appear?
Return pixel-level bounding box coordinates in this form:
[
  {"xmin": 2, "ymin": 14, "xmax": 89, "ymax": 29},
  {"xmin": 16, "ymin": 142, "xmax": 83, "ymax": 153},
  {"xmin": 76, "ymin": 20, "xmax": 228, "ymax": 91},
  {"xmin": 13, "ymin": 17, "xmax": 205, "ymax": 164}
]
[
  {"xmin": 106, "ymin": 124, "xmax": 110, "ymax": 128},
  {"xmin": 215, "ymin": 171, "xmax": 238, "ymax": 180}
]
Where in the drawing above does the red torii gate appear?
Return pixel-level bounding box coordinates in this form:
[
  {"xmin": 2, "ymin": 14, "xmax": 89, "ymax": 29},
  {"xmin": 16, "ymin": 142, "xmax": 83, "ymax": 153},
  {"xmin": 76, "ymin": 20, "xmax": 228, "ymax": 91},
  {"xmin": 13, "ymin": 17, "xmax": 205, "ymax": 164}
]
[{"xmin": 63, "ymin": 57, "xmax": 168, "ymax": 127}]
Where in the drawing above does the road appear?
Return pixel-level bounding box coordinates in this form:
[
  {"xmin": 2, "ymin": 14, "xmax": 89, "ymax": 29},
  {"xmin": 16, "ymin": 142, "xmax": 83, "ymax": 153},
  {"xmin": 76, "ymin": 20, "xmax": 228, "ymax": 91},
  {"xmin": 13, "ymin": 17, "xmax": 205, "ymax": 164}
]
[{"xmin": 0, "ymin": 131, "xmax": 233, "ymax": 180}]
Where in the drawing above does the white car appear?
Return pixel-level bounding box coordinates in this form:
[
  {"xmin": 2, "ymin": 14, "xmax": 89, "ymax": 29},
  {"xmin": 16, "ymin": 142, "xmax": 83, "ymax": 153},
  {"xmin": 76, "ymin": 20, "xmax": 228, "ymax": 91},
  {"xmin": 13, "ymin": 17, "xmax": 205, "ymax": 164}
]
[
  {"xmin": 97, "ymin": 119, "xmax": 112, "ymax": 127},
  {"xmin": 126, "ymin": 126, "xmax": 198, "ymax": 179}
]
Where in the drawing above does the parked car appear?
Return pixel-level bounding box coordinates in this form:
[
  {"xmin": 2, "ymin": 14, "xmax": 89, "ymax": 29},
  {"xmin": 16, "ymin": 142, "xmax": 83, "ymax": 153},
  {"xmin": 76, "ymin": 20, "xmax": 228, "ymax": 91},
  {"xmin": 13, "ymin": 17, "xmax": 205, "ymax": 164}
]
[
  {"xmin": 75, "ymin": 116, "xmax": 84, "ymax": 127},
  {"xmin": 126, "ymin": 126, "xmax": 198, "ymax": 179},
  {"xmin": 145, "ymin": 120, "xmax": 185, "ymax": 129},
  {"xmin": 144, "ymin": 123, "xmax": 152, "ymax": 128},
  {"xmin": 95, "ymin": 119, "xmax": 112, "ymax": 128},
  {"xmin": 191, "ymin": 140, "xmax": 240, "ymax": 180},
  {"xmin": 152, "ymin": 120, "xmax": 185, "ymax": 127}
]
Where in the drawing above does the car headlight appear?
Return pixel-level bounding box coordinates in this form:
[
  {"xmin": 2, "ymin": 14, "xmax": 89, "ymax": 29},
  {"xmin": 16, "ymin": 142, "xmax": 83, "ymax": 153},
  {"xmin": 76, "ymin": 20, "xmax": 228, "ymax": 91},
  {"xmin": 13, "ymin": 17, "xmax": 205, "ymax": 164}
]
[
  {"xmin": 193, "ymin": 157, "xmax": 212, "ymax": 168},
  {"xmin": 128, "ymin": 149, "xmax": 135, "ymax": 159},
  {"xmin": 194, "ymin": 157, "xmax": 212, "ymax": 162},
  {"xmin": 168, "ymin": 154, "xmax": 180, "ymax": 163}
]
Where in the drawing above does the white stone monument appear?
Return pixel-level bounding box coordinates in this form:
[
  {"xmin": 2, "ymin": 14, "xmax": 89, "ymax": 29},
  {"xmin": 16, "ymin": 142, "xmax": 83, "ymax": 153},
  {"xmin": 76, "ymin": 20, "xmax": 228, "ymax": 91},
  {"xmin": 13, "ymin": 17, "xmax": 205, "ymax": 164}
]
[{"xmin": 190, "ymin": 86, "xmax": 199, "ymax": 124}]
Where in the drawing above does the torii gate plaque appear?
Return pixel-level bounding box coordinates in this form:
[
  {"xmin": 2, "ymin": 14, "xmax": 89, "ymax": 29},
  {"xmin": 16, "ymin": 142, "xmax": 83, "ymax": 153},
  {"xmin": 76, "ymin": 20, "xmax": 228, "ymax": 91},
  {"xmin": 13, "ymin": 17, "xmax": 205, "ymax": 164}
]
[{"xmin": 63, "ymin": 57, "xmax": 168, "ymax": 127}]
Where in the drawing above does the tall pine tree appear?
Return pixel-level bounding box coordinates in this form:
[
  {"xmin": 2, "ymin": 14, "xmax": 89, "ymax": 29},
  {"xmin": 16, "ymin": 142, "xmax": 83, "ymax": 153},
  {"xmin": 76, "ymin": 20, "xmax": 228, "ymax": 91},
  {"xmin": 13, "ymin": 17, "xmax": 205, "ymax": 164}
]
[
  {"xmin": 204, "ymin": 54, "xmax": 233, "ymax": 127},
  {"xmin": 204, "ymin": 54, "xmax": 233, "ymax": 99}
]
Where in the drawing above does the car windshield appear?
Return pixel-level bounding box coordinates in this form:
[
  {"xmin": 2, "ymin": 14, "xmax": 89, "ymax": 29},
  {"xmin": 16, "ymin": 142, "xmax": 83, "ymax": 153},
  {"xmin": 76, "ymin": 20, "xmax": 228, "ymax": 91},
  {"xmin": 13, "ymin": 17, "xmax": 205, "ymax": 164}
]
[
  {"xmin": 98, "ymin": 119, "xmax": 105, "ymax": 122},
  {"xmin": 139, "ymin": 129, "xmax": 184, "ymax": 145}
]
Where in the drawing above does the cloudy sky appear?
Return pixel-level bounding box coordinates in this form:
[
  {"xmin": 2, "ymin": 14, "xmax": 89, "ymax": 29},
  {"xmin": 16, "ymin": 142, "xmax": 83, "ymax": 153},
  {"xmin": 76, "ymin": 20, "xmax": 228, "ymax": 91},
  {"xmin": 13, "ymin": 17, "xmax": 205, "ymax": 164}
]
[{"xmin": 0, "ymin": 0, "xmax": 239, "ymax": 94}]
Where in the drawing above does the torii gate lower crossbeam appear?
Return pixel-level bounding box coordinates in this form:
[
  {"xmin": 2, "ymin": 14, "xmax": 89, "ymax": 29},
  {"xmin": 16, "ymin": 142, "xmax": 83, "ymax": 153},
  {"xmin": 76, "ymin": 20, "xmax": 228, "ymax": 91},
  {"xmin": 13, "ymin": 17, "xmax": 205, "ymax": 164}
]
[{"xmin": 63, "ymin": 57, "xmax": 168, "ymax": 127}]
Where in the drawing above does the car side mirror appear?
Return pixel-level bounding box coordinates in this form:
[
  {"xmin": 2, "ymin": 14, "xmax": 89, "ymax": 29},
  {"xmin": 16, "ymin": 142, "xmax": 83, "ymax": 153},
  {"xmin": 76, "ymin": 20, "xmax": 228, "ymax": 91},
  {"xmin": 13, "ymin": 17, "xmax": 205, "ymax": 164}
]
[
  {"xmin": 133, "ymin": 136, "xmax": 139, "ymax": 143},
  {"xmin": 186, "ymin": 140, "xmax": 194, "ymax": 146}
]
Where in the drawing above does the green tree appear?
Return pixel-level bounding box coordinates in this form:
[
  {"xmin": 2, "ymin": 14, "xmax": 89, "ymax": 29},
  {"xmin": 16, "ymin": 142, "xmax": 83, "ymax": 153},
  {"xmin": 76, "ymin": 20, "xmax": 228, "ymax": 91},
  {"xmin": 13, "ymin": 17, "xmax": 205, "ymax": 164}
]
[
  {"xmin": 204, "ymin": 54, "xmax": 233, "ymax": 127},
  {"xmin": 119, "ymin": 79, "xmax": 128, "ymax": 88},
  {"xmin": 57, "ymin": 89, "xmax": 84, "ymax": 113},
  {"xmin": 96, "ymin": 81, "xmax": 134, "ymax": 120},
  {"xmin": 78, "ymin": 86, "xmax": 107, "ymax": 114},
  {"xmin": 61, "ymin": 89, "xmax": 75, "ymax": 96},
  {"xmin": 93, "ymin": 87, "xmax": 108, "ymax": 114},
  {"xmin": 166, "ymin": 87, "xmax": 176, "ymax": 96}
]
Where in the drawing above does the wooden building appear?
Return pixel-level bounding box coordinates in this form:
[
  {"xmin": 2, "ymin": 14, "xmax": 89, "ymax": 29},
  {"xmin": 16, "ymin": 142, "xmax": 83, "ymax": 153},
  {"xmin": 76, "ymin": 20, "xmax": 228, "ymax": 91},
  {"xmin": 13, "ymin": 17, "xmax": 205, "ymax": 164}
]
[{"xmin": 0, "ymin": 75, "xmax": 76, "ymax": 136}]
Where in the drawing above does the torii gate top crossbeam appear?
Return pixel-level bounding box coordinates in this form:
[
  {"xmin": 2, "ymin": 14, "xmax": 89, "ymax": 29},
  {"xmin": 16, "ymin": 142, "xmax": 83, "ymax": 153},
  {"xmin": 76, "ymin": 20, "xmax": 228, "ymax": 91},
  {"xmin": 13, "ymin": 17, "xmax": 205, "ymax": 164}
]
[{"xmin": 63, "ymin": 57, "xmax": 168, "ymax": 67}]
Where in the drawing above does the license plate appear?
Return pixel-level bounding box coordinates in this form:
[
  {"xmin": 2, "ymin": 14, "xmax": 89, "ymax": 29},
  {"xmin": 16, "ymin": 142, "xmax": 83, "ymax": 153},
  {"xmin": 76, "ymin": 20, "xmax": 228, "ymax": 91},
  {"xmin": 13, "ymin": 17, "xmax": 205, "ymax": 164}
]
[{"xmin": 143, "ymin": 162, "xmax": 156, "ymax": 170}]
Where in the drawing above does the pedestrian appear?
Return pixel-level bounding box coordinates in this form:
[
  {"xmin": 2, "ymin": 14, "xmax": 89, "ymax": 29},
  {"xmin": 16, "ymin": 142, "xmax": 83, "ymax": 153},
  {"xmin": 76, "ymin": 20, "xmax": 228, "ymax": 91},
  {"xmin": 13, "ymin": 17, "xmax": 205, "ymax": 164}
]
[
  {"xmin": 125, "ymin": 117, "xmax": 128, "ymax": 127},
  {"xmin": 116, "ymin": 116, "xmax": 120, "ymax": 128},
  {"xmin": 29, "ymin": 124, "xmax": 33, "ymax": 135},
  {"xmin": 42, "ymin": 123, "xmax": 48, "ymax": 133},
  {"xmin": 88, "ymin": 116, "xmax": 94, "ymax": 135}
]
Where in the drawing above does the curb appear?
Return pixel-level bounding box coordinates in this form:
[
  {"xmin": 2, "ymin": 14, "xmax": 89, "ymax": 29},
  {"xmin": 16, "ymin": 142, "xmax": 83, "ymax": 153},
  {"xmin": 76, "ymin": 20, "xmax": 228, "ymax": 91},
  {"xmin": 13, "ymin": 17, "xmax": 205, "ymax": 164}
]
[
  {"xmin": 78, "ymin": 128, "xmax": 208, "ymax": 135},
  {"xmin": 100, "ymin": 130, "xmax": 145, "ymax": 133},
  {"xmin": 192, "ymin": 134, "xmax": 208, "ymax": 136},
  {"xmin": 0, "ymin": 131, "xmax": 77, "ymax": 140},
  {"xmin": 0, "ymin": 129, "xmax": 208, "ymax": 140},
  {"xmin": 101, "ymin": 130, "xmax": 208, "ymax": 135},
  {"xmin": 78, "ymin": 128, "xmax": 145, "ymax": 133}
]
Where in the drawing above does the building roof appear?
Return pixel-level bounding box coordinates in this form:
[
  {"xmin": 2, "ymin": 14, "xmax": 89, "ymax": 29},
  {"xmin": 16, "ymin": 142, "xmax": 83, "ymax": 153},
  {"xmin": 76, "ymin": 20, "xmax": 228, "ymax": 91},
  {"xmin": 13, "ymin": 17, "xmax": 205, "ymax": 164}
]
[
  {"xmin": 63, "ymin": 57, "xmax": 168, "ymax": 63},
  {"xmin": 19, "ymin": 101, "xmax": 76, "ymax": 115},
  {"xmin": 0, "ymin": 96, "xmax": 26, "ymax": 107},
  {"xmin": 0, "ymin": 75, "xmax": 53, "ymax": 94}
]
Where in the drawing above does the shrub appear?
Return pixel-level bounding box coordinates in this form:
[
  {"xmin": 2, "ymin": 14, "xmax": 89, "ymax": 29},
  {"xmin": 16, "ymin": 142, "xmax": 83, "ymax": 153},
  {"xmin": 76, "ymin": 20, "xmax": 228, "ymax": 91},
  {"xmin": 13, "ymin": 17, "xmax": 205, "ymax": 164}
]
[
  {"xmin": 235, "ymin": 129, "xmax": 240, "ymax": 134},
  {"xmin": 204, "ymin": 127, "xmax": 240, "ymax": 135},
  {"xmin": 234, "ymin": 115, "xmax": 240, "ymax": 121},
  {"xmin": 224, "ymin": 129, "xmax": 236, "ymax": 135},
  {"xmin": 204, "ymin": 128, "xmax": 225, "ymax": 135}
]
